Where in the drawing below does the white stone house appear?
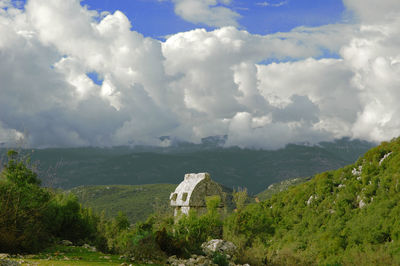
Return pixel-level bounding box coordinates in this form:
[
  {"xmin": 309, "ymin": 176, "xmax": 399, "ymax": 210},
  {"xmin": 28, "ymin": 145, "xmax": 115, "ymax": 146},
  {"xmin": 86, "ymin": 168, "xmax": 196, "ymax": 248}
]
[{"xmin": 170, "ymin": 173, "xmax": 223, "ymax": 216}]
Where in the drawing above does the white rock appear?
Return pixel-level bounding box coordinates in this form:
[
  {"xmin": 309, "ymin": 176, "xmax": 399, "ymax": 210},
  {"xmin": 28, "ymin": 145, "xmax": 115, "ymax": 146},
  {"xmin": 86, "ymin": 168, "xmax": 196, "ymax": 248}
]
[
  {"xmin": 359, "ymin": 199, "xmax": 366, "ymax": 208},
  {"xmin": 201, "ymin": 239, "xmax": 237, "ymax": 257},
  {"xmin": 307, "ymin": 195, "xmax": 314, "ymax": 205},
  {"xmin": 379, "ymin": 152, "xmax": 392, "ymax": 165}
]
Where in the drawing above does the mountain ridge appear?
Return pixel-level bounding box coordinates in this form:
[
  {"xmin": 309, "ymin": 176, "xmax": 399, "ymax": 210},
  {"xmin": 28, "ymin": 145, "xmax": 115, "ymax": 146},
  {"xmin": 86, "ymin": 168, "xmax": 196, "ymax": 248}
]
[{"xmin": 0, "ymin": 138, "xmax": 375, "ymax": 194}]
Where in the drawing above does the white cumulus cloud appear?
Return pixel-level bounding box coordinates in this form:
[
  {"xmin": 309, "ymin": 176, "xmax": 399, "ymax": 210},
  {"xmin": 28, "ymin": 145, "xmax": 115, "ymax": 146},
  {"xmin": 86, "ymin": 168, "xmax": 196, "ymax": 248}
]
[
  {"xmin": 171, "ymin": 0, "xmax": 240, "ymax": 27},
  {"xmin": 1, "ymin": 0, "xmax": 400, "ymax": 148}
]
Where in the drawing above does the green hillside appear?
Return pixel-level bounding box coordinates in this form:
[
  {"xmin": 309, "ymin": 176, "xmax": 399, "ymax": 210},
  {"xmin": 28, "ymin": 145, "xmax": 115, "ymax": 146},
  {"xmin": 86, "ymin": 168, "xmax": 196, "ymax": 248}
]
[
  {"xmin": 69, "ymin": 184, "xmax": 177, "ymax": 224},
  {"xmin": 69, "ymin": 183, "xmax": 236, "ymax": 224},
  {"xmin": 256, "ymin": 176, "xmax": 311, "ymax": 201},
  {"xmin": 228, "ymin": 137, "xmax": 400, "ymax": 264},
  {"xmin": 2, "ymin": 138, "xmax": 374, "ymax": 194}
]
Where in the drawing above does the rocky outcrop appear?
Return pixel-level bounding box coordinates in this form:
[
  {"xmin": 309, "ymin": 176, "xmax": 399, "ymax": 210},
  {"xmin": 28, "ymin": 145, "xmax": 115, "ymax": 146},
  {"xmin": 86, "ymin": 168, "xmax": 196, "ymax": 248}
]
[
  {"xmin": 201, "ymin": 239, "xmax": 236, "ymax": 258},
  {"xmin": 167, "ymin": 239, "xmax": 249, "ymax": 266},
  {"xmin": 0, "ymin": 259, "xmax": 20, "ymax": 266}
]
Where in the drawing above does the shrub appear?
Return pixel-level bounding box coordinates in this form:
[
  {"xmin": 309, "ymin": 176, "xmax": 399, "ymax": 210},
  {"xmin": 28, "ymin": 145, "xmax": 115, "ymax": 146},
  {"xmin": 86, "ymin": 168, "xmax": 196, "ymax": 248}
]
[
  {"xmin": 173, "ymin": 196, "xmax": 223, "ymax": 254},
  {"xmin": 0, "ymin": 151, "xmax": 52, "ymax": 252}
]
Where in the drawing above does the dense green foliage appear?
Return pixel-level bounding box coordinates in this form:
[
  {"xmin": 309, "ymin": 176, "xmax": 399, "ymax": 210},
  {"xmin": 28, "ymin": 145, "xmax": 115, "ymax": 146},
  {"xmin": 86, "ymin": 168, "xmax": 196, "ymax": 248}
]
[
  {"xmin": 0, "ymin": 151, "xmax": 52, "ymax": 252},
  {"xmin": 1, "ymin": 138, "xmax": 373, "ymax": 193},
  {"xmin": 0, "ymin": 151, "xmax": 99, "ymax": 253},
  {"xmin": 222, "ymin": 137, "xmax": 400, "ymax": 264}
]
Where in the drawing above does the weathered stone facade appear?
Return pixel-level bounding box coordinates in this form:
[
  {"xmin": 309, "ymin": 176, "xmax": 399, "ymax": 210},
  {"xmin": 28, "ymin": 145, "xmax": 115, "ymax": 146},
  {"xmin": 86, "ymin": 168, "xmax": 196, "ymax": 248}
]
[{"xmin": 170, "ymin": 173, "xmax": 223, "ymax": 216}]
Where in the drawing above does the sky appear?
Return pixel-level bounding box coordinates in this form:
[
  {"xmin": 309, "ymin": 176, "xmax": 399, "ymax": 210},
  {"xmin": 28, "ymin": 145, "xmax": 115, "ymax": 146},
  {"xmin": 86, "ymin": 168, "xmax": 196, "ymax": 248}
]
[{"xmin": 1, "ymin": 0, "xmax": 400, "ymax": 149}]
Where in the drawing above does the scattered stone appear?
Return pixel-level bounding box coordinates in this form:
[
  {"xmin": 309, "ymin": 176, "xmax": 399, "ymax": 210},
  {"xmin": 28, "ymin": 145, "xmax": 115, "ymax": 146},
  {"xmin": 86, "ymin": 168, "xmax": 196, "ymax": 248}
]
[
  {"xmin": 201, "ymin": 239, "xmax": 237, "ymax": 257},
  {"xmin": 60, "ymin": 240, "xmax": 73, "ymax": 246},
  {"xmin": 0, "ymin": 259, "xmax": 20, "ymax": 266},
  {"xmin": 82, "ymin": 244, "xmax": 97, "ymax": 252},
  {"xmin": 352, "ymin": 165, "xmax": 362, "ymax": 176},
  {"xmin": 359, "ymin": 199, "xmax": 366, "ymax": 208},
  {"xmin": 0, "ymin": 254, "xmax": 9, "ymax": 259}
]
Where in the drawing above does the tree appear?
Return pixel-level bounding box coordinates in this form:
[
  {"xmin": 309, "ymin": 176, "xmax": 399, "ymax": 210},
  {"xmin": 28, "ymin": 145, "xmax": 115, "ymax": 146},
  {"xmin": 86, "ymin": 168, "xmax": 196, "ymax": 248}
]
[{"xmin": 0, "ymin": 150, "xmax": 51, "ymax": 252}]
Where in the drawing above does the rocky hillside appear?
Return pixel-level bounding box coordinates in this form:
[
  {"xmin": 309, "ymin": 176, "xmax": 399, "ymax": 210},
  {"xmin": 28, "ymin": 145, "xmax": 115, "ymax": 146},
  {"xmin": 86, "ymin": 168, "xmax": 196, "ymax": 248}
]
[{"xmin": 237, "ymin": 137, "xmax": 400, "ymax": 264}]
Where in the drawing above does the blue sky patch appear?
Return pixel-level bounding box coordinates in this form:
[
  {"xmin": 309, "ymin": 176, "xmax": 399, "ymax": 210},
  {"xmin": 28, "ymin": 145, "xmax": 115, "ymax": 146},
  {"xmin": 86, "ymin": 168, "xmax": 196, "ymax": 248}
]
[{"xmin": 87, "ymin": 72, "xmax": 103, "ymax": 86}]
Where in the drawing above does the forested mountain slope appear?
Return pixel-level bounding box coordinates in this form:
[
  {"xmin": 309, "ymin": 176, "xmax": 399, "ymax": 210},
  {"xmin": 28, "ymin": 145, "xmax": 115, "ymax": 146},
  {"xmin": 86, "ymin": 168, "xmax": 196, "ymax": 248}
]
[
  {"xmin": 1, "ymin": 138, "xmax": 374, "ymax": 194},
  {"xmin": 69, "ymin": 184, "xmax": 177, "ymax": 224}
]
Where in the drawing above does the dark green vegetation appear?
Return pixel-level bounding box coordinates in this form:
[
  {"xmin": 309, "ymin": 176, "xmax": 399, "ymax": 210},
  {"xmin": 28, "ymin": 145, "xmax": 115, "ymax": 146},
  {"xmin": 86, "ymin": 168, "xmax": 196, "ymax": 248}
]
[
  {"xmin": 5, "ymin": 137, "xmax": 400, "ymax": 265},
  {"xmin": 222, "ymin": 137, "xmax": 400, "ymax": 265},
  {"xmin": 69, "ymin": 184, "xmax": 177, "ymax": 223},
  {"xmin": 0, "ymin": 151, "xmax": 98, "ymax": 253},
  {"xmin": 2, "ymin": 138, "xmax": 374, "ymax": 194}
]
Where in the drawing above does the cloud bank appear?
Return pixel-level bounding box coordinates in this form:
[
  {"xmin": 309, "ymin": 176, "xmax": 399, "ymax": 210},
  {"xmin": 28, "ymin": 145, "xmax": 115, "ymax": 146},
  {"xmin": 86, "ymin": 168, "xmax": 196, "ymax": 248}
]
[{"xmin": 0, "ymin": 0, "xmax": 399, "ymax": 148}]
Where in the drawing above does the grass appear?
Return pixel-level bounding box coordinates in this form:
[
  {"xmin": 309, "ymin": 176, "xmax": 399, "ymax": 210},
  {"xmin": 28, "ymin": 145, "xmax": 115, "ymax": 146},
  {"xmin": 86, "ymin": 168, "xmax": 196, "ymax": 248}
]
[{"xmin": 9, "ymin": 245, "xmax": 158, "ymax": 265}]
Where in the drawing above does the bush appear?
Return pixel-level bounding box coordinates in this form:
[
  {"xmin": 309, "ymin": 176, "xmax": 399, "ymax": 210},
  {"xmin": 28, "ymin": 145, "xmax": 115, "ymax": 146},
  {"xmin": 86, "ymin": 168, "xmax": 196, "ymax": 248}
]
[
  {"xmin": 212, "ymin": 252, "xmax": 229, "ymax": 266},
  {"xmin": 46, "ymin": 193, "xmax": 98, "ymax": 244},
  {"xmin": 173, "ymin": 196, "xmax": 223, "ymax": 254},
  {"xmin": 0, "ymin": 151, "xmax": 52, "ymax": 252}
]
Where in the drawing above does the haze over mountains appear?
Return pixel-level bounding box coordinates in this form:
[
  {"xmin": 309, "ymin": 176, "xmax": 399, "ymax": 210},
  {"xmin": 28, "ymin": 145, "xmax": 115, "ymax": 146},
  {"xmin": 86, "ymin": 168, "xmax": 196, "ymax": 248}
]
[{"xmin": 1, "ymin": 137, "xmax": 374, "ymax": 194}]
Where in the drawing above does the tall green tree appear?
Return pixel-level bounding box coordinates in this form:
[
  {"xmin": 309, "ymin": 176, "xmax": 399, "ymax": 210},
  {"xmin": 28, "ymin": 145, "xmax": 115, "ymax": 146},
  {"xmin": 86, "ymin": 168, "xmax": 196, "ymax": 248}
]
[{"xmin": 0, "ymin": 150, "xmax": 51, "ymax": 252}]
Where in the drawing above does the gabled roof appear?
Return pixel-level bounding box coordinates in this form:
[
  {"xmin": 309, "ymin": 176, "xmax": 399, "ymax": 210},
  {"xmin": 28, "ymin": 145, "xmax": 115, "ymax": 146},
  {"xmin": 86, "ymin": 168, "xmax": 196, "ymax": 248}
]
[{"xmin": 170, "ymin": 172, "xmax": 210, "ymax": 207}]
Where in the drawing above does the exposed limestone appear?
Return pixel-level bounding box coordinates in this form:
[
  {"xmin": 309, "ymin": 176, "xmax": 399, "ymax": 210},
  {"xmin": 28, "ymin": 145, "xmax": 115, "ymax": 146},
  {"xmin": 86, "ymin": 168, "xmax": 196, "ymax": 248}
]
[
  {"xmin": 357, "ymin": 195, "xmax": 366, "ymax": 208},
  {"xmin": 0, "ymin": 254, "xmax": 10, "ymax": 259},
  {"xmin": 352, "ymin": 165, "xmax": 363, "ymax": 176},
  {"xmin": 0, "ymin": 259, "xmax": 20, "ymax": 266},
  {"xmin": 379, "ymin": 152, "xmax": 392, "ymax": 165},
  {"xmin": 60, "ymin": 240, "xmax": 73, "ymax": 246},
  {"xmin": 307, "ymin": 195, "xmax": 314, "ymax": 205},
  {"xmin": 359, "ymin": 199, "xmax": 366, "ymax": 208},
  {"xmin": 201, "ymin": 239, "xmax": 237, "ymax": 257},
  {"xmin": 82, "ymin": 243, "xmax": 97, "ymax": 252}
]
